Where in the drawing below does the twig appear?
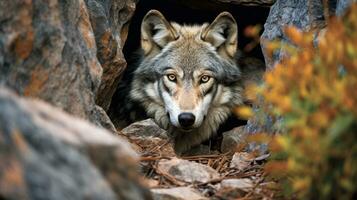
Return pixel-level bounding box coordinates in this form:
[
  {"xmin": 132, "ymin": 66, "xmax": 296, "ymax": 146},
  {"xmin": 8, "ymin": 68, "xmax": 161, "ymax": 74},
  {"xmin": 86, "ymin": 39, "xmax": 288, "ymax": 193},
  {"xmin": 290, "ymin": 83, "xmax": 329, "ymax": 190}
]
[
  {"xmin": 216, "ymin": 156, "xmax": 228, "ymax": 172},
  {"xmin": 140, "ymin": 156, "xmax": 172, "ymax": 161},
  {"xmin": 181, "ymin": 151, "xmax": 232, "ymax": 160},
  {"xmin": 153, "ymin": 164, "xmax": 187, "ymax": 186}
]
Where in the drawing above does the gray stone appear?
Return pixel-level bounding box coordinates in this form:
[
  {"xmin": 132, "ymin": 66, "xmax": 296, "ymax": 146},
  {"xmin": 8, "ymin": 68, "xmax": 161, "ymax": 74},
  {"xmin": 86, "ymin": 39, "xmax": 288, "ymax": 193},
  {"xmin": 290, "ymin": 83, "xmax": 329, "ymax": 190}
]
[
  {"xmin": 85, "ymin": 0, "xmax": 138, "ymax": 111},
  {"xmin": 215, "ymin": 178, "xmax": 253, "ymax": 198},
  {"xmin": 121, "ymin": 119, "xmax": 175, "ymax": 157},
  {"xmin": 0, "ymin": 88, "xmax": 151, "ymax": 200},
  {"xmin": 157, "ymin": 158, "xmax": 220, "ymax": 183},
  {"xmin": 221, "ymin": 178, "xmax": 254, "ymax": 191},
  {"xmin": 122, "ymin": 119, "xmax": 168, "ymax": 139},
  {"xmin": 151, "ymin": 187, "xmax": 207, "ymax": 200},
  {"xmin": 230, "ymin": 152, "xmax": 253, "ymax": 171},
  {"xmin": 0, "ymin": 0, "xmax": 115, "ymax": 131}
]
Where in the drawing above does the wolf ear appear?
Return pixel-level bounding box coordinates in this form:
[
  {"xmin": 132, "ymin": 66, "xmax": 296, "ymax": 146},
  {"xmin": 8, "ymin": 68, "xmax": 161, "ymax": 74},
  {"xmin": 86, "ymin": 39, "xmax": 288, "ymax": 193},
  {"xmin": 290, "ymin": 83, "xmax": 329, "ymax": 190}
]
[
  {"xmin": 201, "ymin": 12, "xmax": 238, "ymax": 58},
  {"xmin": 141, "ymin": 10, "xmax": 179, "ymax": 56}
]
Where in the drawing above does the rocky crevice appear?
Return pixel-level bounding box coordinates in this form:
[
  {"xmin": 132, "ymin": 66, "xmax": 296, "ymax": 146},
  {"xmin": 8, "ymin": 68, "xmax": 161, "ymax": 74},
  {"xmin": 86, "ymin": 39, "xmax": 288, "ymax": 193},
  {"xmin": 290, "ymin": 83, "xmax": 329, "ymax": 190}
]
[{"xmin": 0, "ymin": 0, "xmax": 355, "ymax": 199}]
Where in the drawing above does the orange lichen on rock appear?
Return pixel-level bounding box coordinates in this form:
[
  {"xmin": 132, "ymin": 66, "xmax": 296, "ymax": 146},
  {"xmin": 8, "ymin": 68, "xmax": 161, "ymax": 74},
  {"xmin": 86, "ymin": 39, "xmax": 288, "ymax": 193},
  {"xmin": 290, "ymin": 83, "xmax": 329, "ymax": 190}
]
[
  {"xmin": 23, "ymin": 68, "xmax": 49, "ymax": 97},
  {"xmin": 0, "ymin": 130, "xmax": 28, "ymax": 199},
  {"xmin": 0, "ymin": 159, "xmax": 28, "ymax": 199},
  {"xmin": 13, "ymin": 30, "xmax": 34, "ymax": 60},
  {"xmin": 78, "ymin": 0, "xmax": 96, "ymax": 50}
]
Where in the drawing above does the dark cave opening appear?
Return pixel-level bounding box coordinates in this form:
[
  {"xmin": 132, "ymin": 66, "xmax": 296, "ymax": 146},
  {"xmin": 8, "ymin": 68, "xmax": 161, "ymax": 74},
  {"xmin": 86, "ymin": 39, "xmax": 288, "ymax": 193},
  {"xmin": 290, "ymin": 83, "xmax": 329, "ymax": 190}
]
[
  {"xmin": 109, "ymin": 0, "xmax": 270, "ymax": 149},
  {"xmin": 123, "ymin": 0, "xmax": 270, "ymax": 65}
]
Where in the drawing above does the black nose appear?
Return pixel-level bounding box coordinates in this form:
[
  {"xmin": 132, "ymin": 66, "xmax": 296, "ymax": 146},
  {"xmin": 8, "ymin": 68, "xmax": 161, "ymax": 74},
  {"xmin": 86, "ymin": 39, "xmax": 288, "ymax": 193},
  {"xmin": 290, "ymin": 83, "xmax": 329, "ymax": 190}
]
[{"xmin": 178, "ymin": 112, "xmax": 195, "ymax": 128}]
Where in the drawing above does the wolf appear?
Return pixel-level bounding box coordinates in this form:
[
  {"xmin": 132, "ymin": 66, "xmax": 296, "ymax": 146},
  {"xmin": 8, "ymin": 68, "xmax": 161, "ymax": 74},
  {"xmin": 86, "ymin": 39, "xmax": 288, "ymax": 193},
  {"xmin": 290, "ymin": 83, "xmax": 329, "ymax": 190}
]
[{"xmin": 113, "ymin": 10, "xmax": 263, "ymax": 155}]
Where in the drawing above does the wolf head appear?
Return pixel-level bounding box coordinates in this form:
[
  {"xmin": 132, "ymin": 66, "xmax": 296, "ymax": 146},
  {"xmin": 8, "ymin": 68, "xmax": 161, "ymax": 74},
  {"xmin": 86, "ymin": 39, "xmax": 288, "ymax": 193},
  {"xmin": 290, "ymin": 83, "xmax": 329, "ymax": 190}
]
[{"xmin": 130, "ymin": 10, "xmax": 254, "ymax": 154}]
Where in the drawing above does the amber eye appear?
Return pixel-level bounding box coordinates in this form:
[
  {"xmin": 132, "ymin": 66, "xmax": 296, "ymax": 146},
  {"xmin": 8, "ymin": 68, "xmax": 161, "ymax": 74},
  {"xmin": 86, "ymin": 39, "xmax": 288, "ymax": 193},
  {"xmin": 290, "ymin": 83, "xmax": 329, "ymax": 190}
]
[
  {"xmin": 167, "ymin": 74, "xmax": 177, "ymax": 82},
  {"xmin": 200, "ymin": 75, "xmax": 210, "ymax": 83}
]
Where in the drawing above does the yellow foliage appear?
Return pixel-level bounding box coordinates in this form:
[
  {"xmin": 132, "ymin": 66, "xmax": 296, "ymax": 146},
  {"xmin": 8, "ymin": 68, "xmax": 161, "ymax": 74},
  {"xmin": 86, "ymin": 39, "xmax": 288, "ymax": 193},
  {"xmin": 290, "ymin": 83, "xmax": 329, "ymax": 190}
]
[
  {"xmin": 234, "ymin": 106, "xmax": 254, "ymax": 119},
  {"xmin": 255, "ymin": 4, "xmax": 357, "ymax": 199}
]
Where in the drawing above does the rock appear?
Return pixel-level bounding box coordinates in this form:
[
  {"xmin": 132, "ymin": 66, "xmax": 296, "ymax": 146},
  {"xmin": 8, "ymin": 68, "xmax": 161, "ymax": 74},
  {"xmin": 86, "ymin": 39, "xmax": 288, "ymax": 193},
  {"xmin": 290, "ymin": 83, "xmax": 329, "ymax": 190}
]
[
  {"xmin": 221, "ymin": 178, "xmax": 254, "ymax": 191},
  {"xmin": 336, "ymin": 0, "xmax": 357, "ymax": 16},
  {"xmin": 121, "ymin": 119, "xmax": 175, "ymax": 157},
  {"xmin": 85, "ymin": 0, "xmax": 137, "ymax": 111},
  {"xmin": 261, "ymin": 0, "xmax": 327, "ymax": 70},
  {"xmin": 230, "ymin": 152, "xmax": 254, "ymax": 171},
  {"xmin": 151, "ymin": 187, "xmax": 207, "ymax": 200},
  {"xmin": 215, "ymin": 178, "xmax": 253, "ymax": 199},
  {"xmin": 0, "ymin": 88, "xmax": 151, "ymax": 200},
  {"xmin": 0, "ymin": 0, "xmax": 138, "ymax": 131},
  {"xmin": 122, "ymin": 119, "xmax": 168, "ymax": 139},
  {"xmin": 221, "ymin": 126, "xmax": 246, "ymax": 153},
  {"xmin": 157, "ymin": 158, "xmax": 220, "ymax": 183}
]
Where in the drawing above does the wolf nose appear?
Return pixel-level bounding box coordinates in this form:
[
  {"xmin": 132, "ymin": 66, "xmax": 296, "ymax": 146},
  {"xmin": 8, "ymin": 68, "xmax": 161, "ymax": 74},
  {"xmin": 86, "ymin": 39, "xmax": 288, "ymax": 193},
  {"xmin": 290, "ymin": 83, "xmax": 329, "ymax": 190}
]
[{"xmin": 178, "ymin": 113, "xmax": 195, "ymax": 128}]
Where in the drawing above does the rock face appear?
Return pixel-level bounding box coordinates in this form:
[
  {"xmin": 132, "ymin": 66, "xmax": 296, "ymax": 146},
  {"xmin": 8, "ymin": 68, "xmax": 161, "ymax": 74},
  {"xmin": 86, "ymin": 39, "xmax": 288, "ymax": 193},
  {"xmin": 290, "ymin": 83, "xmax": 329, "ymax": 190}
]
[
  {"xmin": 260, "ymin": 0, "xmax": 356, "ymax": 70},
  {"xmin": 260, "ymin": 0, "xmax": 327, "ymax": 70},
  {"xmin": 85, "ymin": 0, "xmax": 137, "ymax": 111},
  {"xmin": 336, "ymin": 0, "xmax": 357, "ymax": 16},
  {"xmin": 0, "ymin": 88, "xmax": 151, "ymax": 200},
  {"xmin": 0, "ymin": 0, "xmax": 137, "ymax": 131}
]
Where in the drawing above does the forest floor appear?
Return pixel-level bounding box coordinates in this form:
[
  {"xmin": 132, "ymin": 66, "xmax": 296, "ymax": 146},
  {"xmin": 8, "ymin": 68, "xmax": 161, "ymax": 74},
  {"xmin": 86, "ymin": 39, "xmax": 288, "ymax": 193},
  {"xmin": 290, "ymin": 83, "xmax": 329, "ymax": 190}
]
[{"xmin": 119, "ymin": 119, "xmax": 282, "ymax": 200}]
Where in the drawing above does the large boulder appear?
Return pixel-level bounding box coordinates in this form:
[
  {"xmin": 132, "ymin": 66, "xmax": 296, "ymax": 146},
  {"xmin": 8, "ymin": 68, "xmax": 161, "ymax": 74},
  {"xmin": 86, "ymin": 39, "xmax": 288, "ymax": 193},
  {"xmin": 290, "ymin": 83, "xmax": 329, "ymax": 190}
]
[
  {"xmin": 260, "ymin": 0, "xmax": 327, "ymax": 70},
  {"xmin": 0, "ymin": 88, "xmax": 151, "ymax": 200},
  {"xmin": 0, "ymin": 0, "xmax": 137, "ymax": 131}
]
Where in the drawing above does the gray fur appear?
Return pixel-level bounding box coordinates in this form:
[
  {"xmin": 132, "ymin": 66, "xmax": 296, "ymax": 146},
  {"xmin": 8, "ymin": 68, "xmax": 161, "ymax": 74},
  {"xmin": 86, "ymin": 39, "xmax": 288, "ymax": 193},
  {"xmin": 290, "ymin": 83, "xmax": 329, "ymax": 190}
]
[{"xmin": 129, "ymin": 10, "xmax": 250, "ymax": 154}]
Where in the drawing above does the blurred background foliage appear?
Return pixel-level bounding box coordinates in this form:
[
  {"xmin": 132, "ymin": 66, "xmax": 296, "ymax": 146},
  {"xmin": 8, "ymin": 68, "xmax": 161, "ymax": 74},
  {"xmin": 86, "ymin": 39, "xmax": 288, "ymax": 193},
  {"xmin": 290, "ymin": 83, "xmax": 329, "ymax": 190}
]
[{"xmin": 244, "ymin": 3, "xmax": 357, "ymax": 199}]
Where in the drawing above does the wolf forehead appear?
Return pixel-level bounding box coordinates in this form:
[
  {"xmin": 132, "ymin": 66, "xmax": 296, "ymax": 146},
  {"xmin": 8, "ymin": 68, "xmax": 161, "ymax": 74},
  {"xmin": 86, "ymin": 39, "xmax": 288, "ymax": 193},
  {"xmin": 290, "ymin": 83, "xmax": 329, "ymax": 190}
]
[
  {"xmin": 137, "ymin": 23, "xmax": 241, "ymax": 83},
  {"xmin": 139, "ymin": 40, "xmax": 240, "ymax": 81}
]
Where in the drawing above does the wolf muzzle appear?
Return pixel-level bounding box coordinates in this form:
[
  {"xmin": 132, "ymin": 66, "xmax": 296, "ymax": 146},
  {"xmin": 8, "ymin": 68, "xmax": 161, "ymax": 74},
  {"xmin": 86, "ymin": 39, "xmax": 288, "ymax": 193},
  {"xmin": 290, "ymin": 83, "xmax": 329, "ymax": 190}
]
[{"xmin": 178, "ymin": 112, "xmax": 195, "ymax": 129}]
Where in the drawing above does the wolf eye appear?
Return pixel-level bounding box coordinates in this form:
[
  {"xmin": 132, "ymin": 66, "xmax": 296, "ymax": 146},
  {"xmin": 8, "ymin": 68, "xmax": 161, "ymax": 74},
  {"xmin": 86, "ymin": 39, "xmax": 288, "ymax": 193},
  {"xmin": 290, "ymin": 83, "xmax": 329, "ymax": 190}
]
[
  {"xmin": 167, "ymin": 74, "xmax": 177, "ymax": 82},
  {"xmin": 200, "ymin": 75, "xmax": 210, "ymax": 83}
]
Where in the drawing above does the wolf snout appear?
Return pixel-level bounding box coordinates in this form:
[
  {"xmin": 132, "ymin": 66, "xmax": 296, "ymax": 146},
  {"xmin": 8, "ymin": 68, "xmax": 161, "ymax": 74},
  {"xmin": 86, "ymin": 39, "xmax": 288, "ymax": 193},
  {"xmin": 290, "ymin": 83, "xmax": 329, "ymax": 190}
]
[{"xmin": 178, "ymin": 112, "xmax": 195, "ymax": 128}]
